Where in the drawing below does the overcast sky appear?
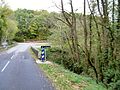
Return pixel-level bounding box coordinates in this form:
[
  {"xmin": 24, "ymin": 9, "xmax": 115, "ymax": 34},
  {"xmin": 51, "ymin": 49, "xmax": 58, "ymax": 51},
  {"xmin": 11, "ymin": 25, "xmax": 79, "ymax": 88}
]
[{"xmin": 5, "ymin": 0, "xmax": 85, "ymax": 12}]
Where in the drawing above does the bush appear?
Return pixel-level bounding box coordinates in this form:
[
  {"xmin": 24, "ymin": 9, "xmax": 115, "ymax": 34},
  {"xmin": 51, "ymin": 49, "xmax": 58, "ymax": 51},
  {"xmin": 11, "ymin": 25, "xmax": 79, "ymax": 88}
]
[
  {"xmin": 47, "ymin": 47, "xmax": 83, "ymax": 74},
  {"xmin": 113, "ymin": 80, "xmax": 120, "ymax": 90},
  {"xmin": 13, "ymin": 36, "xmax": 24, "ymax": 42},
  {"xmin": 47, "ymin": 48, "xmax": 63, "ymax": 64}
]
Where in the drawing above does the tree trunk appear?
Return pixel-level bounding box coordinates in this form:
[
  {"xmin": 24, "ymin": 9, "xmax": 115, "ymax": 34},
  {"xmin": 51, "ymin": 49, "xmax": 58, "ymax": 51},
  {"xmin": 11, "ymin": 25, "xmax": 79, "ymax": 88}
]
[
  {"xmin": 118, "ymin": 0, "xmax": 120, "ymax": 29},
  {"xmin": 60, "ymin": 0, "xmax": 80, "ymax": 65}
]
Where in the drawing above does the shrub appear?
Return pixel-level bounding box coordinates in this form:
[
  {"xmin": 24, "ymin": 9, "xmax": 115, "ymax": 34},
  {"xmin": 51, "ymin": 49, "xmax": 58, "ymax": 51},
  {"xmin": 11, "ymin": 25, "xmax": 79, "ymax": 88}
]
[
  {"xmin": 13, "ymin": 36, "xmax": 24, "ymax": 42},
  {"xmin": 47, "ymin": 47, "xmax": 83, "ymax": 74}
]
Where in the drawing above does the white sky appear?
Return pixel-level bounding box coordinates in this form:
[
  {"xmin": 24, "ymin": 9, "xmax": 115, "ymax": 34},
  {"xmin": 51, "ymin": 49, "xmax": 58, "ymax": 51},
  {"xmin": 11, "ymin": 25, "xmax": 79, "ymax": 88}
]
[{"xmin": 5, "ymin": 0, "xmax": 85, "ymax": 12}]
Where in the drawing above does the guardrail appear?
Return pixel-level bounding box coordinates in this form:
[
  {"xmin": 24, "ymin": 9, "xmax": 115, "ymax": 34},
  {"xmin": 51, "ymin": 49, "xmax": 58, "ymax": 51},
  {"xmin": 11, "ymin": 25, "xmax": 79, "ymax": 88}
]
[{"xmin": 31, "ymin": 47, "xmax": 41, "ymax": 59}]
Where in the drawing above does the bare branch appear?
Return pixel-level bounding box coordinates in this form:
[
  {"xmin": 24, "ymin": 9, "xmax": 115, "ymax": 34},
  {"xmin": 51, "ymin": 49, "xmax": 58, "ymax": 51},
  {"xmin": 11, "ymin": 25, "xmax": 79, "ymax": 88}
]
[
  {"xmin": 52, "ymin": 1, "xmax": 62, "ymax": 11},
  {"xmin": 55, "ymin": 17, "xmax": 69, "ymax": 26},
  {"xmin": 79, "ymin": 15, "xmax": 85, "ymax": 29},
  {"xmin": 96, "ymin": 0, "xmax": 103, "ymax": 18},
  {"xmin": 61, "ymin": 0, "xmax": 72, "ymax": 26}
]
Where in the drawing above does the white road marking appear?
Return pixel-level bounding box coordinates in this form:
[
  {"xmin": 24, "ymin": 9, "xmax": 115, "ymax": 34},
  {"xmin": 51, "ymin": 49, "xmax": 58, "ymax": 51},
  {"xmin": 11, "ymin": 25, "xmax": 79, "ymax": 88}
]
[
  {"xmin": 11, "ymin": 55, "xmax": 15, "ymax": 59},
  {"xmin": 1, "ymin": 61, "xmax": 10, "ymax": 72}
]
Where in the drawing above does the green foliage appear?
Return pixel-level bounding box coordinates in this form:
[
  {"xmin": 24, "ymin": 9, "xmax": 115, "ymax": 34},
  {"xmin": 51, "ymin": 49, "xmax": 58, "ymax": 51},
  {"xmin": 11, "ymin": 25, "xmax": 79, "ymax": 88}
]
[
  {"xmin": 6, "ymin": 19, "xmax": 18, "ymax": 43},
  {"xmin": 47, "ymin": 48, "xmax": 63, "ymax": 64},
  {"xmin": 47, "ymin": 47, "xmax": 83, "ymax": 74},
  {"xmin": 0, "ymin": 1, "xmax": 17, "ymax": 44},
  {"xmin": 14, "ymin": 9, "xmax": 53, "ymax": 41},
  {"xmin": 14, "ymin": 9, "xmax": 34, "ymax": 39},
  {"xmin": 13, "ymin": 36, "xmax": 24, "ymax": 42}
]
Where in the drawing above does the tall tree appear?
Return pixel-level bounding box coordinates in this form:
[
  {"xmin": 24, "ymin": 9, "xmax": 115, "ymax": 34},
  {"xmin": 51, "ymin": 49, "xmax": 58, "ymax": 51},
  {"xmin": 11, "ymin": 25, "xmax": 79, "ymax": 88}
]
[
  {"xmin": 0, "ymin": 0, "xmax": 17, "ymax": 44},
  {"xmin": 60, "ymin": 0, "xmax": 81, "ymax": 69}
]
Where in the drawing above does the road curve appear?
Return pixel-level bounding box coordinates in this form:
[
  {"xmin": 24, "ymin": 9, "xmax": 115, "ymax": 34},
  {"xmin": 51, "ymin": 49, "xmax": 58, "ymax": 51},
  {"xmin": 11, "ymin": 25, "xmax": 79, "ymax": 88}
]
[{"xmin": 0, "ymin": 43, "xmax": 55, "ymax": 90}]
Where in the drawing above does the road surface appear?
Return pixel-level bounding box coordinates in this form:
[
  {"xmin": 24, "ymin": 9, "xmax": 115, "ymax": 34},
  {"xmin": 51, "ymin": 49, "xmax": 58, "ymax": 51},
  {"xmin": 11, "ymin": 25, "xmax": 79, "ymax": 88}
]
[{"xmin": 0, "ymin": 43, "xmax": 54, "ymax": 90}]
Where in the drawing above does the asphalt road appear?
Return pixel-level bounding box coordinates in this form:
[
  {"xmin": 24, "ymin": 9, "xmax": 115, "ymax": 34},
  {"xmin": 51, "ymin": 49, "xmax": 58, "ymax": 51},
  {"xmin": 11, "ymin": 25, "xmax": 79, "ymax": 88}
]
[{"xmin": 0, "ymin": 43, "xmax": 54, "ymax": 90}]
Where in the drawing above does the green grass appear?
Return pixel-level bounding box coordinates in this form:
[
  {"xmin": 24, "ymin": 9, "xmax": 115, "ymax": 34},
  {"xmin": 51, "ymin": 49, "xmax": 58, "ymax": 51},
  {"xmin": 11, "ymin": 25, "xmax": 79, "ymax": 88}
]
[{"xmin": 39, "ymin": 64, "xmax": 107, "ymax": 90}]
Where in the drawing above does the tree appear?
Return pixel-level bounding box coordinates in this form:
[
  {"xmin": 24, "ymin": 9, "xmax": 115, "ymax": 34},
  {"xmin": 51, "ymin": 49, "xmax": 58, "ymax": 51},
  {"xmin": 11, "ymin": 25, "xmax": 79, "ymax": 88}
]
[
  {"xmin": 15, "ymin": 9, "xmax": 52, "ymax": 41},
  {"xmin": 117, "ymin": 0, "xmax": 120, "ymax": 29},
  {"xmin": 61, "ymin": 0, "xmax": 80, "ymax": 64},
  {"xmin": 6, "ymin": 19, "xmax": 18, "ymax": 44},
  {"xmin": 0, "ymin": 0, "xmax": 17, "ymax": 44}
]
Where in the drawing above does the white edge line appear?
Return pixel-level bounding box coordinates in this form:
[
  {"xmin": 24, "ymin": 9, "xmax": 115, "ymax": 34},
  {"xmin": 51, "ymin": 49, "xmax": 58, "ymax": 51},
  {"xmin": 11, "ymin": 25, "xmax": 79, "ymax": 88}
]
[
  {"xmin": 1, "ymin": 61, "xmax": 10, "ymax": 72},
  {"xmin": 11, "ymin": 55, "xmax": 14, "ymax": 59}
]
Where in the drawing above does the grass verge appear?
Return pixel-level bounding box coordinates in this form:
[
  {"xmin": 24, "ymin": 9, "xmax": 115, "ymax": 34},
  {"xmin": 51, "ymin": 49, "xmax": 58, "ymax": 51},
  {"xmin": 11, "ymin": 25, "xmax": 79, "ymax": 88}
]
[{"xmin": 39, "ymin": 64, "xmax": 107, "ymax": 90}]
